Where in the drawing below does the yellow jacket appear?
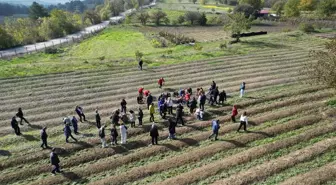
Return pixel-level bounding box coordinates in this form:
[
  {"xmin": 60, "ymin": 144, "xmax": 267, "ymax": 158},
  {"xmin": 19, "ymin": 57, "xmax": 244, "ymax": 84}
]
[{"xmin": 149, "ymin": 105, "xmax": 155, "ymax": 114}]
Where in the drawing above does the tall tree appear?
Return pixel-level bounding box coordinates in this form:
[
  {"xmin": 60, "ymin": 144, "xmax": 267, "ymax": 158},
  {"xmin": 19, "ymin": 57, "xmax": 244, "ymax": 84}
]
[
  {"xmin": 0, "ymin": 26, "xmax": 15, "ymax": 49},
  {"xmin": 184, "ymin": 11, "xmax": 201, "ymax": 25},
  {"xmin": 84, "ymin": 10, "xmax": 102, "ymax": 24},
  {"xmin": 150, "ymin": 10, "xmax": 167, "ymax": 26},
  {"xmin": 29, "ymin": 2, "xmax": 49, "ymax": 20},
  {"xmin": 284, "ymin": 0, "xmax": 300, "ymax": 17},
  {"xmin": 137, "ymin": 11, "xmax": 150, "ymax": 25},
  {"xmin": 317, "ymin": 0, "xmax": 336, "ymax": 17},
  {"xmin": 299, "ymin": 0, "xmax": 317, "ymax": 11},
  {"xmin": 224, "ymin": 13, "xmax": 251, "ymax": 42},
  {"xmin": 238, "ymin": 0, "xmax": 263, "ymax": 10},
  {"xmin": 272, "ymin": 0, "xmax": 286, "ymax": 16}
]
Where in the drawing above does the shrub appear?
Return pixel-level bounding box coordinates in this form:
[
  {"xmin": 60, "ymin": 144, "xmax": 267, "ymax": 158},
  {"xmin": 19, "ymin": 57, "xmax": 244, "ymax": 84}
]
[
  {"xmin": 234, "ymin": 4, "xmax": 255, "ymax": 18},
  {"xmin": 299, "ymin": 23, "xmax": 315, "ymax": 33},
  {"xmin": 194, "ymin": 43, "xmax": 203, "ymax": 50},
  {"xmin": 167, "ymin": 50, "xmax": 173, "ymax": 54},
  {"xmin": 228, "ymin": 8, "xmax": 233, "ymax": 13},
  {"xmin": 44, "ymin": 47, "xmax": 60, "ymax": 54},
  {"xmin": 219, "ymin": 42, "xmax": 228, "ymax": 49},
  {"xmin": 185, "ymin": 11, "xmax": 201, "ymax": 25},
  {"xmin": 135, "ymin": 50, "xmax": 144, "ymax": 60},
  {"xmin": 177, "ymin": 15, "xmax": 185, "ymax": 24},
  {"xmin": 158, "ymin": 31, "xmax": 195, "ymax": 45},
  {"xmin": 198, "ymin": 13, "xmax": 207, "ymax": 26}
]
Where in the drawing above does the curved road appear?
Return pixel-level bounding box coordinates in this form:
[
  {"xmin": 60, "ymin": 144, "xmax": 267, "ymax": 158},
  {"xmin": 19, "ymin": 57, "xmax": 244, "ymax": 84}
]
[{"xmin": 0, "ymin": 1, "xmax": 156, "ymax": 58}]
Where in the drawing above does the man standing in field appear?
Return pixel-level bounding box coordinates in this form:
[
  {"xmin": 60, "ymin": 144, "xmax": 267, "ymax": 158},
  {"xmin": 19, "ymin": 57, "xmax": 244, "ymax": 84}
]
[
  {"xmin": 158, "ymin": 77, "xmax": 165, "ymax": 88},
  {"xmin": 147, "ymin": 93, "xmax": 153, "ymax": 110},
  {"xmin": 11, "ymin": 116, "xmax": 21, "ymax": 135},
  {"xmin": 40, "ymin": 127, "xmax": 49, "ymax": 148},
  {"xmin": 64, "ymin": 123, "xmax": 78, "ymax": 143},
  {"xmin": 240, "ymin": 82, "xmax": 246, "ymax": 98},
  {"xmin": 16, "ymin": 108, "xmax": 30, "ymax": 125},
  {"xmin": 149, "ymin": 103, "xmax": 155, "ymax": 122},
  {"xmin": 150, "ymin": 122, "xmax": 159, "ymax": 145},
  {"xmin": 138, "ymin": 108, "xmax": 143, "ymax": 127},
  {"xmin": 219, "ymin": 90, "xmax": 227, "ymax": 104},
  {"xmin": 50, "ymin": 148, "xmax": 61, "ymax": 175},
  {"xmin": 120, "ymin": 99, "xmax": 127, "ymax": 113},
  {"xmin": 138, "ymin": 59, "xmax": 143, "ymax": 70},
  {"xmin": 176, "ymin": 103, "xmax": 184, "ymax": 125},
  {"xmin": 111, "ymin": 124, "xmax": 118, "ymax": 145},
  {"xmin": 99, "ymin": 125, "xmax": 107, "ymax": 148},
  {"xmin": 75, "ymin": 105, "xmax": 86, "ymax": 122},
  {"xmin": 71, "ymin": 116, "xmax": 79, "ymax": 135},
  {"xmin": 237, "ymin": 111, "xmax": 248, "ymax": 132},
  {"xmin": 209, "ymin": 120, "xmax": 220, "ymax": 141},
  {"xmin": 95, "ymin": 109, "xmax": 101, "ymax": 129}
]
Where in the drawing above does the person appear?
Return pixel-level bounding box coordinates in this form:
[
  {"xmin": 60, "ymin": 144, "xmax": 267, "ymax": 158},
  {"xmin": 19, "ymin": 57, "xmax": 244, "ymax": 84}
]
[
  {"xmin": 111, "ymin": 124, "xmax": 118, "ymax": 145},
  {"xmin": 71, "ymin": 116, "xmax": 79, "ymax": 134},
  {"xmin": 195, "ymin": 108, "xmax": 204, "ymax": 120},
  {"xmin": 138, "ymin": 59, "xmax": 143, "ymax": 70},
  {"xmin": 231, "ymin": 105, "xmax": 238, "ymax": 122},
  {"xmin": 50, "ymin": 148, "xmax": 61, "ymax": 175},
  {"xmin": 219, "ymin": 90, "xmax": 227, "ymax": 104},
  {"xmin": 188, "ymin": 97, "xmax": 197, "ymax": 114},
  {"xmin": 138, "ymin": 108, "xmax": 143, "ymax": 126},
  {"xmin": 120, "ymin": 99, "xmax": 127, "ymax": 113},
  {"xmin": 41, "ymin": 127, "xmax": 49, "ymax": 148},
  {"xmin": 166, "ymin": 97, "xmax": 173, "ymax": 114},
  {"xmin": 213, "ymin": 86, "xmax": 219, "ymax": 104},
  {"xmin": 16, "ymin": 108, "xmax": 30, "ymax": 125},
  {"xmin": 147, "ymin": 93, "xmax": 153, "ymax": 110},
  {"xmin": 158, "ymin": 77, "xmax": 165, "ymax": 88},
  {"xmin": 111, "ymin": 110, "xmax": 120, "ymax": 125},
  {"xmin": 144, "ymin": 90, "xmax": 150, "ymax": 97},
  {"xmin": 187, "ymin": 87, "xmax": 192, "ymax": 95},
  {"xmin": 176, "ymin": 103, "xmax": 184, "ymax": 125},
  {"xmin": 129, "ymin": 110, "xmax": 136, "ymax": 128},
  {"xmin": 185, "ymin": 93, "xmax": 191, "ymax": 102},
  {"xmin": 99, "ymin": 125, "xmax": 107, "ymax": 148},
  {"xmin": 211, "ymin": 81, "xmax": 216, "ymax": 91},
  {"xmin": 64, "ymin": 123, "xmax": 77, "ymax": 143},
  {"xmin": 208, "ymin": 88, "xmax": 215, "ymax": 105},
  {"xmin": 75, "ymin": 105, "xmax": 86, "ymax": 122},
  {"xmin": 237, "ymin": 111, "xmax": 248, "ymax": 132},
  {"xmin": 168, "ymin": 118, "xmax": 176, "ymax": 139},
  {"xmin": 240, "ymin": 82, "xmax": 246, "ymax": 98},
  {"xmin": 209, "ymin": 119, "xmax": 220, "ymax": 140},
  {"xmin": 95, "ymin": 109, "xmax": 101, "ymax": 129},
  {"xmin": 149, "ymin": 103, "xmax": 155, "ymax": 122},
  {"xmin": 150, "ymin": 122, "xmax": 159, "ymax": 145},
  {"xmin": 159, "ymin": 98, "xmax": 167, "ymax": 119},
  {"xmin": 120, "ymin": 122, "xmax": 128, "ymax": 144},
  {"xmin": 199, "ymin": 93, "xmax": 206, "ymax": 111},
  {"xmin": 11, "ymin": 116, "xmax": 21, "ymax": 135},
  {"xmin": 138, "ymin": 87, "xmax": 144, "ymax": 104}
]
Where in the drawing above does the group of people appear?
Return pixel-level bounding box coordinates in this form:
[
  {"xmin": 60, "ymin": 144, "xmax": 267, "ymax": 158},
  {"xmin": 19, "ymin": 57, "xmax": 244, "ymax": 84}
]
[{"xmin": 10, "ymin": 78, "xmax": 249, "ymax": 175}]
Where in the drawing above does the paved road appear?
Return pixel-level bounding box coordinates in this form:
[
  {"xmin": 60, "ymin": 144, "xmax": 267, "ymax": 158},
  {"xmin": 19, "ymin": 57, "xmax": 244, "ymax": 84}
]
[{"xmin": 0, "ymin": 2, "xmax": 156, "ymax": 58}]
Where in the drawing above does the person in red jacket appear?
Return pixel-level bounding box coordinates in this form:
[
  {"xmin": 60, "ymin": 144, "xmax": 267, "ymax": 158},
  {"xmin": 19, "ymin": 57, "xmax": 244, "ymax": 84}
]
[
  {"xmin": 138, "ymin": 87, "xmax": 144, "ymax": 104},
  {"xmin": 231, "ymin": 105, "xmax": 238, "ymax": 122},
  {"xmin": 144, "ymin": 90, "xmax": 150, "ymax": 97},
  {"xmin": 158, "ymin": 77, "xmax": 165, "ymax": 88}
]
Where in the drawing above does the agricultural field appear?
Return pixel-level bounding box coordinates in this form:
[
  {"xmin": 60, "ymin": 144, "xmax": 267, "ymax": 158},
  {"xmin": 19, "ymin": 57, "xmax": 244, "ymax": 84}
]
[{"xmin": 0, "ymin": 25, "xmax": 336, "ymax": 185}]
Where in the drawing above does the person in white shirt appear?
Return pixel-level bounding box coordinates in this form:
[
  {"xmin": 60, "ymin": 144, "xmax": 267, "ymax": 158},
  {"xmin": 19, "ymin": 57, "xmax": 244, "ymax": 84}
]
[
  {"xmin": 195, "ymin": 108, "xmax": 204, "ymax": 120},
  {"xmin": 129, "ymin": 110, "xmax": 136, "ymax": 128},
  {"xmin": 166, "ymin": 97, "xmax": 173, "ymax": 114},
  {"xmin": 237, "ymin": 111, "xmax": 248, "ymax": 132},
  {"xmin": 120, "ymin": 122, "xmax": 128, "ymax": 144}
]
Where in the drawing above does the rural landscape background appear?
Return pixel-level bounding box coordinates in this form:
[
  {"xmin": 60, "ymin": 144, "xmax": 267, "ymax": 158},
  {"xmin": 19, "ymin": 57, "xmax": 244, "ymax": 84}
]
[{"xmin": 0, "ymin": 0, "xmax": 335, "ymax": 184}]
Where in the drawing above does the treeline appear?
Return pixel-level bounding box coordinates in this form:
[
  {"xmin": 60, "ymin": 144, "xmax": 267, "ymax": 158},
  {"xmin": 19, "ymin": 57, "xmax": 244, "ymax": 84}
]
[
  {"xmin": 0, "ymin": 3, "xmax": 29, "ymax": 16},
  {"xmin": 47, "ymin": 0, "xmax": 105, "ymax": 13}
]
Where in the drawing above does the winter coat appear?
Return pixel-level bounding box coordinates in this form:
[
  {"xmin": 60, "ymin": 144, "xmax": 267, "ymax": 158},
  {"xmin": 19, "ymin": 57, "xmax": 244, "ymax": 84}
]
[
  {"xmin": 189, "ymin": 99, "xmax": 197, "ymax": 109},
  {"xmin": 41, "ymin": 129, "xmax": 48, "ymax": 140},
  {"xmin": 111, "ymin": 113, "xmax": 119, "ymax": 124},
  {"xmin": 200, "ymin": 94, "xmax": 207, "ymax": 104},
  {"xmin": 166, "ymin": 98, "xmax": 173, "ymax": 107},
  {"xmin": 50, "ymin": 152, "xmax": 60, "ymax": 165},
  {"xmin": 176, "ymin": 105, "xmax": 183, "ymax": 117},
  {"xmin": 150, "ymin": 124, "xmax": 159, "ymax": 137},
  {"xmin": 240, "ymin": 84, "xmax": 245, "ymax": 90},
  {"xmin": 219, "ymin": 91, "xmax": 226, "ymax": 101},
  {"xmin": 71, "ymin": 117, "xmax": 78, "ymax": 129},
  {"xmin": 121, "ymin": 100, "xmax": 127, "ymax": 107},
  {"xmin": 96, "ymin": 113, "xmax": 101, "ymax": 122},
  {"xmin": 214, "ymin": 89, "xmax": 219, "ymax": 97},
  {"xmin": 129, "ymin": 113, "xmax": 135, "ymax": 122}
]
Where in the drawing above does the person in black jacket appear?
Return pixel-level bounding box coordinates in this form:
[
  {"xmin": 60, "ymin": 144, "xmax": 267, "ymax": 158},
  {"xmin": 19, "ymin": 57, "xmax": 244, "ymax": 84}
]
[
  {"xmin": 110, "ymin": 110, "xmax": 120, "ymax": 126},
  {"xmin": 64, "ymin": 123, "xmax": 77, "ymax": 143},
  {"xmin": 138, "ymin": 59, "xmax": 143, "ymax": 70},
  {"xmin": 147, "ymin": 93, "xmax": 153, "ymax": 110},
  {"xmin": 75, "ymin": 105, "xmax": 86, "ymax": 122},
  {"xmin": 99, "ymin": 125, "xmax": 107, "ymax": 148},
  {"xmin": 176, "ymin": 103, "xmax": 184, "ymax": 125},
  {"xmin": 168, "ymin": 118, "xmax": 176, "ymax": 139},
  {"xmin": 219, "ymin": 90, "xmax": 227, "ymax": 104},
  {"xmin": 150, "ymin": 122, "xmax": 159, "ymax": 145},
  {"xmin": 11, "ymin": 116, "xmax": 21, "ymax": 135},
  {"xmin": 188, "ymin": 97, "xmax": 197, "ymax": 114},
  {"xmin": 41, "ymin": 127, "xmax": 49, "ymax": 148},
  {"xmin": 50, "ymin": 148, "xmax": 61, "ymax": 175},
  {"xmin": 120, "ymin": 99, "xmax": 127, "ymax": 113},
  {"xmin": 95, "ymin": 109, "xmax": 101, "ymax": 129},
  {"xmin": 16, "ymin": 108, "xmax": 30, "ymax": 125},
  {"xmin": 200, "ymin": 93, "xmax": 206, "ymax": 111},
  {"xmin": 213, "ymin": 86, "xmax": 219, "ymax": 104},
  {"xmin": 138, "ymin": 108, "xmax": 143, "ymax": 126},
  {"xmin": 111, "ymin": 124, "xmax": 118, "ymax": 145}
]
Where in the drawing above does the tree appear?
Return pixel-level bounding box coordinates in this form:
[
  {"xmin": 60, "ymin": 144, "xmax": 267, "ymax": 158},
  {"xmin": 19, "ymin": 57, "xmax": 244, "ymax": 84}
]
[
  {"xmin": 177, "ymin": 15, "xmax": 185, "ymax": 24},
  {"xmin": 234, "ymin": 4, "xmax": 256, "ymax": 17},
  {"xmin": 4, "ymin": 17, "xmax": 41, "ymax": 45},
  {"xmin": 198, "ymin": 12, "xmax": 207, "ymax": 26},
  {"xmin": 137, "ymin": 11, "xmax": 150, "ymax": 25},
  {"xmin": 272, "ymin": 0, "xmax": 286, "ymax": 16},
  {"xmin": 284, "ymin": 0, "xmax": 301, "ymax": 17},
  {"xmin": 224, "ymin": 13, "xmax": 251, "ymax": 42},
  {"xmin": 84, "ymin": 10, "xmax": 102, "ymax": 25},
  {"xmin": 150, "ymin": 10, "xmax": 167, "ymax": 26},
  {"xmin": 299, "ymin": 0, "xmax": 317, "ymax": 11},
  {"xmin": 317, "ymin": 0, "xmax": 336, "ymax": 17},
  {"xmin": 184, "ymin": 11, "xmax": 201, "ymax": 24},
  {"xmin": 29, "ymin": 2, "xmax": 49, "ymax": 20},
  {"xmin": 238, "ymin": 0, "xmax": 263, "ymax": 10},
  {"xmin": 0, "ymin": 26, "xmax": 15, "ymax": 49},
  {"xmin": 302, "ymin": 39, "xmax": 336, "ymax": 88}
]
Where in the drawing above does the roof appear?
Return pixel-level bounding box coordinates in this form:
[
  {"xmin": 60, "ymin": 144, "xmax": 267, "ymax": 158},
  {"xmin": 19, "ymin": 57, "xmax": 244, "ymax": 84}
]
[{"xmin": 260, "ymin": 9, "xmax": 269, "ymax": 14}]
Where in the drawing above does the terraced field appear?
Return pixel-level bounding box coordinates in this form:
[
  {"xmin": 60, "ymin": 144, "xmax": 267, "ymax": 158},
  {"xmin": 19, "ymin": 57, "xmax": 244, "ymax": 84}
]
[{"xmin": 0, "ymin": 39, "xmax": 335, "ymax": 185}]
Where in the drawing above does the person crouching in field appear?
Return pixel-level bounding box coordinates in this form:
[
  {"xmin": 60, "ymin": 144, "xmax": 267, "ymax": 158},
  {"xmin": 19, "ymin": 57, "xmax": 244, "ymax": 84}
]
[
  {"xmin": 111, "ymin": 124, "xmax": 118, "ymax": 145},
  {"xmin": 231, "ymin": 105, "xmax": 238, "ymax": 122},
  {"xmin": 50, "ymin": 148, "xmax": 61, "ymax": 175},
  {"xmin": 237, "ymin": 111, "xmax": 248, "ymax": 132},
  {"xmin": 99, "ymin": 125, "xmax": 107, "ymax": 148},
  {"xmin": 209, "ymin": 119, "xmax": 220, "ymax": 141},
  {"xmin": 120, "ymin": 122, "xmax": 128, "ymax": 144},
  {"xmin": 150, "ymin": 122, "xmax": 159, "ymax": 145},
  {"xmin": 11, "ymin": 116, "xmax": 21, "ymax": 136},
  {"xmin": 75, "ymin": 105, "xmax": 86, "ymax": 122}
]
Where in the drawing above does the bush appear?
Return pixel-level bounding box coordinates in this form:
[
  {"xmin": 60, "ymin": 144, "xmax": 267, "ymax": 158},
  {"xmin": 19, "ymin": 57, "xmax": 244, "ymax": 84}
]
[
  {"xmin": 299, "ymin": 23, "xmax": 315, "ymax": 33},
  {"xmin": 219, "ymin": 42, "xmax": 228, "ymax": 49},
  {"xmin": 194, "ymin": 43, "xmax": 203, "ymax": 50},
  {"xmin": 234, "ymin": 4, "xmax": 255, "ymax": 18},
  {"xmin": 177, "ymin": 15, "xmax": 185, "ymax": 24},
  {"xmin": 184, "ymin": 11, "xmax": 201, "ymax": 25},
  {"xmin": 45, "ymin": 47, "xmax": 61, "ymax": 54},
  {"xmin": 135, "ymin": 50, "xmax": 144, "ymax": 60},
  {"xmin": 159, "ymin": 31, "xmax": 195, "ymax": 45},
  {"xmin": 198, "ymin": 13, "xmax": 207, "ymax": 26}
]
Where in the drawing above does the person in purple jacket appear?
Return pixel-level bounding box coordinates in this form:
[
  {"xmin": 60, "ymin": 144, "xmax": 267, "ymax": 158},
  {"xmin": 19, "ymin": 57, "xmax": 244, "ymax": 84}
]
[
  {"xmin": 71, "ymin": 116, "xmax": 79, "ymax": 134},
  {"xmin": 75, "ymin": 105, "xmax": 86, "ymax": 122}
]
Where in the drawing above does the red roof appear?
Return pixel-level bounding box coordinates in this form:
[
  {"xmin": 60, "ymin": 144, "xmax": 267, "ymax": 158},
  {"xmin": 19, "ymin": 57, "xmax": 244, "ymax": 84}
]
[{"xmin": 260, "ymin": 10, "xmax": 269, "ymax": 14}]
